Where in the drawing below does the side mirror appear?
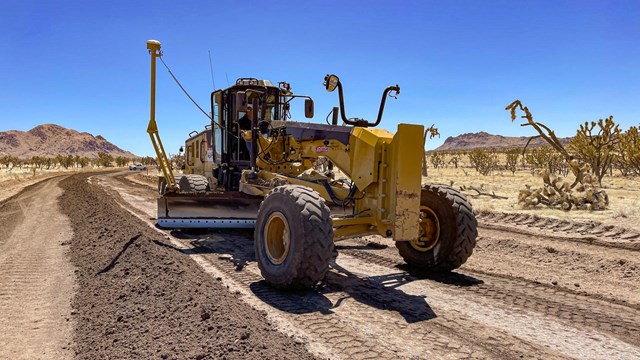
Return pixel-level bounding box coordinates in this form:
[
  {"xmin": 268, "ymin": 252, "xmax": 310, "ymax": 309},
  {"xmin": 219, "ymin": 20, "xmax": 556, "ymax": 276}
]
[
  {"xmin": 304, "ymin": 98, "xmax": 314, "ymax": 118},
  {"xmin": 179, "ymin": 146, "xmax": 184, "ymax": 153},
  {"xmin": 324, "ymin": 74, "xmax": 339, "ymax": 92}
]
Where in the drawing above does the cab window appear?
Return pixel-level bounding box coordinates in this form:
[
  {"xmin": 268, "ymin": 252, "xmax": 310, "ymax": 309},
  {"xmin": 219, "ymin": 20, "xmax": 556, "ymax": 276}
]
[
  {"xmin": 200, "ymin": 138, "xmax": 206, "ymax": 162},
  {"xmin": 186, "ymin": 145, "xmax": 194, "ymax": 166},
  {"xmin": 214, "ymin": 124, "xmax": 222, "ymax": 161}
]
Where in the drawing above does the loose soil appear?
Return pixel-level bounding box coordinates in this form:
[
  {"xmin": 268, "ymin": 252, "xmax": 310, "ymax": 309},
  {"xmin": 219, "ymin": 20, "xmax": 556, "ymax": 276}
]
[{"xmin": 57, "ymin": 173, "xmax": 316, "ymax": 359}]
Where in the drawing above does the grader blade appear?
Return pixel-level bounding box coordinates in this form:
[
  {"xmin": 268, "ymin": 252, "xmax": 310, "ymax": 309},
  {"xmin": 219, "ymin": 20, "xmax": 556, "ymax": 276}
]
[{"xmin": 157, "ymin": 193, "xmax": 261, "ymax": 229}]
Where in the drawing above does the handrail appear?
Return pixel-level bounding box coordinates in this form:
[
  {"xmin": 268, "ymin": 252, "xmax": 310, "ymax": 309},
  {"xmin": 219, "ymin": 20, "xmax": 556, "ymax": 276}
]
[{"xmin": 324, "ymin": 74, "xmax": 399, "ymax": 128}]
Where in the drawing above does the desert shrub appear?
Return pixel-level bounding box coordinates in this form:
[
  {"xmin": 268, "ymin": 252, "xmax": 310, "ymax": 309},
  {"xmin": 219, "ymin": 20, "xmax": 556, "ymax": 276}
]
[
  {"xmin": 55, "ymin": 154, "xmax": 75, "ymax": 169},
  {"xmin": 77, "ymin": 157, "xmax": 90, "ymax": 168},
  {"xmin": 448, "ymin": 154, "xmax": 461, "ymax": 168},
  {"xmin": 43, "ymin": 157, "xmax": 54, "ymax": 169},
  {"xmin": 30, "ymin": 156, "xmax": 45, "ymax": 169},
  {"xmin": 430, "ymin": 152, "xmax": 446, "ymax": 169},
  {"xmin": 568, "ymin": 116, "xmax": 620, "ymax": 186},
  {"xmin": 505, "ymin": 148, "xmax": 520, "ymax": 175},
  {"xmin": 524, "ymin": 147, "xmax": 568, "ymax": 176},
  {"xmin": 115, "ymin": 156, "xmax": 130, "ymax": 167},
  {"xmin": 0, "ymin": 155, "xmax": 20, "ymax": 170},
  {"xmin": 140, "ymin": 156, "xmax": 157, "ymax": 167},
  {"xmin": 616, "ymin": 126, "xmax": 640, "ymax": 176},
  {"xmin": 96, "ymin": 152, "xmax": 114, "ymax": 167},
  {"xmin": 468, "ymin": 149, "xmax": 499, "ymax": 175}
]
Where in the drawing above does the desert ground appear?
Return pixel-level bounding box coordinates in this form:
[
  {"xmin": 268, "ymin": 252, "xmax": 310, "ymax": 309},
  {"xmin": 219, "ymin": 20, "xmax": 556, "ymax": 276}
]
[
  {"xmin": 426, "ymin": 165, "xmax": 640, "ymax": 232},
  {"xmin": 0, "ymin": 168, "xmax": 639, "ymax": 359}
]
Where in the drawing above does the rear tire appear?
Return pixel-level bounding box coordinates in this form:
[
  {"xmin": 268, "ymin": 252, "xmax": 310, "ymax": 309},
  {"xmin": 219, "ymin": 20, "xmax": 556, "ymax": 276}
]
[
  {"xmin": 255, "ymin": 185, "xmax": 334, "ymax": 289},
  {"xmin": 395, "ymin": 184, "xmax": 477, "ymax": 271},
  {"xmin": 178, "ymin": 174, "xmax": 210, "ymax": 193}
]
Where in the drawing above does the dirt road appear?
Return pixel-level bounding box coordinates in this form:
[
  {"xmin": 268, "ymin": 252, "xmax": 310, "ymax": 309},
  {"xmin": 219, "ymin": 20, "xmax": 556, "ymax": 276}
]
[
  {"xmin": 2, "ymin": 171, "xmax": 639, "ymax": 359},
  {"xmin": 0, "ymin": 177, "xmax": 75, "ymax": 360}
]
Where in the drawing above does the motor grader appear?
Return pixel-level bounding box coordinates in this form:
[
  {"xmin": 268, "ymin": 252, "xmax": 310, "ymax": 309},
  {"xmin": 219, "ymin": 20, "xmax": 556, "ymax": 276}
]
[{"xmin": 146, "ymin": 40, "xmax": 477, "ymax": 289}]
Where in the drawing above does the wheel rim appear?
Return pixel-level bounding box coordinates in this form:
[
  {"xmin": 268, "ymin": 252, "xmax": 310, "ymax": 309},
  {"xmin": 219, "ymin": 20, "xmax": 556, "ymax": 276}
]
[
  {"xmin": 410, "ymin": 205, "xmax": 441, "ymax": 252},
  {"xmin": 264, "ymin": 211, "xmax": 290, "ymax": 265}
]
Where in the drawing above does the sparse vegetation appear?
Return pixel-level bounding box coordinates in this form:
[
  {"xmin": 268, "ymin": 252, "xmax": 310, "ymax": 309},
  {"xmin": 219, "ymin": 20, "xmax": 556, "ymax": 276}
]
[
  {"xmin": 468, "ymin": 149, "xmax": 499, "ymax": 176},
  {"xmin": 0, "ymin": 153, "xmax": 136, "ymax": 177},
  {"xmin": 505, "ymin": 149, "xmax": 520, "ymax": 175},
  {"xmin": 569, "ymin": 116, "xmax": 620, "ymax": 187},
  {"xmin": 615, "ymin": 126, "xmax": 640, "ymax": 176},
  {"xmin": 430, "ymin": 151, "xmax": 446, "ymax": 169},
  {"xmin": 96, "ymin": 152, "xmax": 115, "ymax": 167},
  {"xmin": 448, "ymin": 154, "xmax": 461, "ymax": 168}
]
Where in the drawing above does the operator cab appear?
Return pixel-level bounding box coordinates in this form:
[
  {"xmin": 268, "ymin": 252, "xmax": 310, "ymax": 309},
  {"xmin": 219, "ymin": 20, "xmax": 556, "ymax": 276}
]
[{"xmin": 203, "ymin": 78, "xmax": 314, "ymax": 191}]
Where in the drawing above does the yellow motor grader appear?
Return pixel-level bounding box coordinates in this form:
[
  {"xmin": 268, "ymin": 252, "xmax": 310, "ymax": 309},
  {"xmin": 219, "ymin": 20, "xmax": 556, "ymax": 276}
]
[{"xmin": 146, "ymin": 40, "xmax": 477, "ymax": 289}]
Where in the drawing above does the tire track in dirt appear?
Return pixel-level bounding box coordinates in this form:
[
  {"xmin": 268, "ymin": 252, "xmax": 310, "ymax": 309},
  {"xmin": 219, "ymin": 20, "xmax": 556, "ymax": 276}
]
[
  {"xmin": 335, "ymin": 253, "xmax": 640, "ymax": 360},
  {"xmin": 0, "ymin": 177, "xmax": 75, "ymax": 360},
  {"xmin": 0, "ymin": 179, "xmax": 60, "ymax": 248},
  {"xmin": 339, "ymin": 239, "xmax": 640, "ymax": 349},
  {"xmin": 476, "ymin": 212, "xmax": 640, "ymax": 250},
  {"xmin": 468, "ymin": 228, "xmax": 640, "ymax": 307}
]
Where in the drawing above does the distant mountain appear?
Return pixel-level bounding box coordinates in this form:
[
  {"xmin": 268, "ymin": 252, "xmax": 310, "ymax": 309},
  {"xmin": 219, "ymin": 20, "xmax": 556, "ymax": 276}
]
[
  {"xmin": 0, "ymin": 124, "xmax": 137, "ymax": 159},
  {"xmin": 434, "ymin": 131, "xmax": 572, "ymax": 152}
]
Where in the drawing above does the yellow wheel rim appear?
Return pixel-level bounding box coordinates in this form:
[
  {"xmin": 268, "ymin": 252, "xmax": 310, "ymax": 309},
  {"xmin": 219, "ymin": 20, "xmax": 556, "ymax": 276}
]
[
  {"xmin": 264, "ymin": 212, "xmax": 290, "ymax": 265},
  {"xmin": 410, "ymin": 205, "xmax": 441, "ymax": 252}
]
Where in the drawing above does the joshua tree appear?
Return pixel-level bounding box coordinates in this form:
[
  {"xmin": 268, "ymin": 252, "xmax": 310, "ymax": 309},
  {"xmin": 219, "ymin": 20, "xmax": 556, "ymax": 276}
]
[
  {"xmin": 569, "ymin": 116, "xmax": 620, "ymax": 186},
  {"xmin": 506, "ymin": 100, "xmax": 608, "ymax": 210},
  {"xmin": 422, "ymin": 125, "xmax": 439, "ymax": 176}
]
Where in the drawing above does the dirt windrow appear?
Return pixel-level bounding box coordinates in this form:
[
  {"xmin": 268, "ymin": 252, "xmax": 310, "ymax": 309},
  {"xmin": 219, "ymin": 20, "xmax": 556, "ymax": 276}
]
[{"xmin": 58, "ymin": 173, "xmax": 317, "ymax": 360}]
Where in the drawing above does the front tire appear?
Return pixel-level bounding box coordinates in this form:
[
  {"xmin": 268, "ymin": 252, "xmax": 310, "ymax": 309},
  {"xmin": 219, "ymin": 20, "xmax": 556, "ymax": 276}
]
[
  {"xmin": 395, "ymin": 184, "xmax": 477, "ymax": 271},
  {"xmin": 255, "ymin": 185, "xmax": 334, "ymax": 289}
]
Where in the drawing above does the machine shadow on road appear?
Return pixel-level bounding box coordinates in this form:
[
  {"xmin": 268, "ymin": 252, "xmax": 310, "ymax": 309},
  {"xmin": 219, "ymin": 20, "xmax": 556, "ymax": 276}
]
[
  {"xmin": 162, "ymin": 229, "xmax": 476, "ymax": 324},
  {"xmin": 397, "ymin": 264, "xmax": 485, "ymax": 287},
  {"xmin": 248, "ymin": 268, "xmax": 437, "ymax": 324},
  {"xmin": 249, "ymin": 261, "xmax": 438, "ymax": 324},
  {"xmin": 325, "ymin": 262, "xmax": 437, "ymax": 323},
  {"xmin": 336, "ymin": 243, "xmax": 485, "ymax": 288}
]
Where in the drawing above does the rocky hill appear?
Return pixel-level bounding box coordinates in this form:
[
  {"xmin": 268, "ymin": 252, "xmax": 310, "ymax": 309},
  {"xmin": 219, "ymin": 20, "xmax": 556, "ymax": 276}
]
[
  {"xmin": 0, "ymin": 124, "xmax": 137, "ymax": 159},
  {"xmin": 434, "ymin": 131, "xmax": 572, "ymax": 152}
]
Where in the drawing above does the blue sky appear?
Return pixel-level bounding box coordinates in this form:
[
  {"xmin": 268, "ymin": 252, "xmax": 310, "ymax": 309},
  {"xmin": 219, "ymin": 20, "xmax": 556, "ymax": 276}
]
[{"xmin": 1, "ymin": 0, "xmax": 638, "ymax": 156}]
